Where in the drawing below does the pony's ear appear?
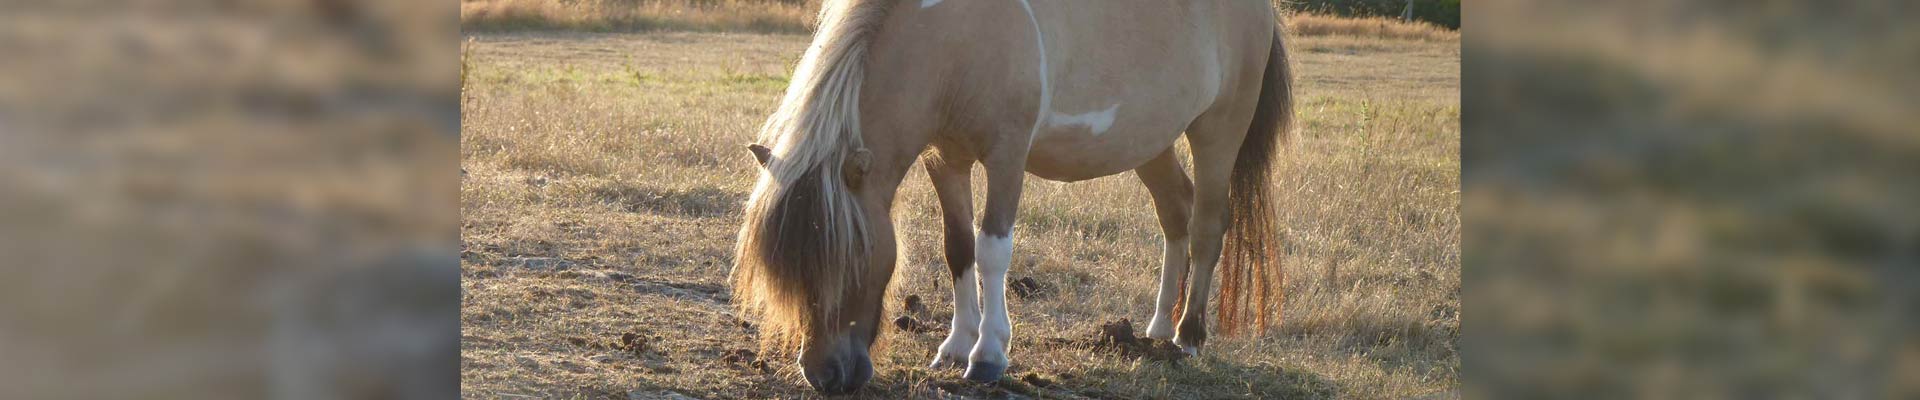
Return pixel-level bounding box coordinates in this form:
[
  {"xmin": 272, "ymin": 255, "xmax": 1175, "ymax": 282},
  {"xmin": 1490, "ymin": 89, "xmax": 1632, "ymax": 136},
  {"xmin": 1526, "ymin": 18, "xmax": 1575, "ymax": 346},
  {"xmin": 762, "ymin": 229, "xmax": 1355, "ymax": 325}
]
[
  {"xmin": 843, "ymin": 148, "xmax": 872, "ymax": 189},
  {"xmin": 746, "ymin": 143, "xmax": 773, "ymax": 167}
]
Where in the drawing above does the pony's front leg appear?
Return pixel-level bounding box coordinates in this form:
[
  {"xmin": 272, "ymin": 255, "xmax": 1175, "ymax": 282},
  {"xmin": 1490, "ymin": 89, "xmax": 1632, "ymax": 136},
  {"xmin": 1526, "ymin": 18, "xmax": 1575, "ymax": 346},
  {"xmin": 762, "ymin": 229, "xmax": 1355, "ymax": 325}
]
[
  {"xmin": 965, "ymin": 162, "xmax": 1026, "ymax": 382},
  {"xmin": 933, "ymin": 268, "xmax": 981, "ymax": 368},
  {"xmin": 926, "ymin": 156, "xmax": 979, "ymax": 369}
]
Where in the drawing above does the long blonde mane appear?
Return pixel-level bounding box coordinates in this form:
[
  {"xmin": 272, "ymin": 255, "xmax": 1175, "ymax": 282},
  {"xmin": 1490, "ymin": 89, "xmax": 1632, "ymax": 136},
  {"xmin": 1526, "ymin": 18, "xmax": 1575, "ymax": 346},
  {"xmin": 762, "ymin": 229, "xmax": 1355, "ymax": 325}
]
[{"xmin": 733, "ymin": 0, "xmax": 893, "ymax": 350}]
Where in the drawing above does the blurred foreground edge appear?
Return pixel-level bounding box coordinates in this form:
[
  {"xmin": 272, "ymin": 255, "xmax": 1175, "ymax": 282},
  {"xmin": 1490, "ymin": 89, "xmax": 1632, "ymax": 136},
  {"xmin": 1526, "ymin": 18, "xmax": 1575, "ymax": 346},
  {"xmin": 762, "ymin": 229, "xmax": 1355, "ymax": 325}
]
[
  {"xmin": 1465, "ymin": 0, "xmax": 1918, "ymax": 399},
  {"xmin": 0, "ymin": 0, "xmax": 458, "ymax": 398}
]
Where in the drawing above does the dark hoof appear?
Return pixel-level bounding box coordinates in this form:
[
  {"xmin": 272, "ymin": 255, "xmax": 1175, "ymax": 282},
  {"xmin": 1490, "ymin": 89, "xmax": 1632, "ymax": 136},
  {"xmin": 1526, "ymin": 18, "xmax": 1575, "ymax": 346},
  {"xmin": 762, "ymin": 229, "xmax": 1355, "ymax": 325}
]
[{"xmin": 963, "ymin": 361, "xmax": 1006, "ymax": 383}]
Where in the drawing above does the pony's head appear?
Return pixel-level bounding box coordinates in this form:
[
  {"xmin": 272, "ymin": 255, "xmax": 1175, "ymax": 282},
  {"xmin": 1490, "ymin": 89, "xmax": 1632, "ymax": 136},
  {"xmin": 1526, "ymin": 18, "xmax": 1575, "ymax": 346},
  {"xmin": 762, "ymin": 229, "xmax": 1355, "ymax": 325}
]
[
  {"xmin": 734, "ymin": 142, "xmax": 896, "ymax": 394},
  {"xmin": 729, "ymin": 1, "xmax": 900, "ymax": 393}
]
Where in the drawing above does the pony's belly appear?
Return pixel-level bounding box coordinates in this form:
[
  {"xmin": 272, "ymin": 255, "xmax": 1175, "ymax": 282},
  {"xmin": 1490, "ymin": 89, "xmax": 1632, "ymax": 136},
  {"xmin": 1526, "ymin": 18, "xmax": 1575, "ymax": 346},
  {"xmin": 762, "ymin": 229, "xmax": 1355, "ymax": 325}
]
[{"xmin": 1023, "ymin": 126, "xmax": 1181, "ymax": 182}]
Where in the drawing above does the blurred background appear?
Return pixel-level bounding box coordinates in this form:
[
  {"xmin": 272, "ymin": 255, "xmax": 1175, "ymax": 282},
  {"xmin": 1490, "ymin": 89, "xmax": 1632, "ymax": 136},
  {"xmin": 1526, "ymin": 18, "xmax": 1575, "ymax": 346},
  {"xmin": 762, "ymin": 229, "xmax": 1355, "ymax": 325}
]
[
  {"xmin": 1466, "ymin": 0, "xmax": 1918, "ymax": 398},
  {"xmin": 0, "ymin": 0, "xmax": 458, "ymax": 398}
]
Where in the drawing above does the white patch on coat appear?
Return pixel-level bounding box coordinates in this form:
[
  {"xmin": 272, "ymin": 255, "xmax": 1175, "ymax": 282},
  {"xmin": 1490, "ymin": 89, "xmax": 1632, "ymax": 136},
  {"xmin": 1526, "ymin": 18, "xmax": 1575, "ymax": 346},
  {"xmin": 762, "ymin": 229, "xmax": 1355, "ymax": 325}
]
[
  {"xmin": 1048, "ymin": 104, "xmax": 1121, "ymax": 136},
  {"xmin": 1016, "ymin": 0, "xmax": 1051, "ymax": 146},
  {"xmin": 920, "ymin": 0, "xmax": 942, "ymax": 8}
]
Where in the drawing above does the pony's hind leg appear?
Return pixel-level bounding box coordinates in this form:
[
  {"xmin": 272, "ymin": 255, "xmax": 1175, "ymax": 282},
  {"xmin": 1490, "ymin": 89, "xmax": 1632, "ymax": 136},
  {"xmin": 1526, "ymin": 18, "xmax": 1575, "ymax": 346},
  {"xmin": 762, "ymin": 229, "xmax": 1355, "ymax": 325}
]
[
  {"xmin": 964, "ymin": 155, "xmax": 1027, "ymax": 383},
  {"xmin": 1175, "ymin": 116, "xmax": 1251, "ymax": 356},
  {"xmin": 926, "ymin": 154, "xmax": 980, "ymax": 369},
  {"xmin": 1136, "ymin": 149, "xmax": 1195, "ymax": 340}
]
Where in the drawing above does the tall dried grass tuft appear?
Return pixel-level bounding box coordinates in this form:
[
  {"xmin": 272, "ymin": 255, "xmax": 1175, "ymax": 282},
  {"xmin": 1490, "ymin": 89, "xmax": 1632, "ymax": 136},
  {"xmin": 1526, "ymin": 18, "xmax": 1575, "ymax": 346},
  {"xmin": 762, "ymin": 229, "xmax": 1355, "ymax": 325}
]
[
  {"xmin": 460, "ymin": 0, "xmax": 815, "ymax": 33},
  {"xmin": 1287, "ymin": 11, "xmax": 1457, "ymax": 42}
]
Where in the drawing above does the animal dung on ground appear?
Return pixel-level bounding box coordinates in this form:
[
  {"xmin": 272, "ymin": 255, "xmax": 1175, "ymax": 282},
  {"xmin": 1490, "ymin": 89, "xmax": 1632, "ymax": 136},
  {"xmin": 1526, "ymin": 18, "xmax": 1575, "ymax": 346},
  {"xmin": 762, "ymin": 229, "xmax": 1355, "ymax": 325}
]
[
  {"xmin": 893, "ymin": 315, "xmax": 937, "ymax": 333},
  {"xmin": 605, "ymin": 331, "xmax": 678, "ymax": 373},
  {"xmin": 616, "ymin": 331, "xmax": 654, "ymax": 357},
  {"xmin": 1096, "ymin": 319, "xmax": 1137, "ymax": 347},
  {"xmin": 1094, "ymin": 319, "xmax": 1187, "ymax": 362},
  {"xmin": 720, "ymin": 348, "xmax": 754, "ymax": 363},
  {"xmin": 1020, "ymin": 372, "xmax": 1054, "ymax": 388},
  {"xmin": 619, "ymin": 332, "xmax": 646, "ymax": 350},
  {"xmin": 903, "ymin": 294, "xmax": 927, "ymax": 315},
  {"xmin": 1010, "ymin": 276, "xmax": 1053, "ymax": 299},
  {"xmin": 721, "ymin": 348, "xmax": 771, "ymax": 372},
  {"xmin": 893, "ymin": 296, "xmax": 940, "ymax": 333}
]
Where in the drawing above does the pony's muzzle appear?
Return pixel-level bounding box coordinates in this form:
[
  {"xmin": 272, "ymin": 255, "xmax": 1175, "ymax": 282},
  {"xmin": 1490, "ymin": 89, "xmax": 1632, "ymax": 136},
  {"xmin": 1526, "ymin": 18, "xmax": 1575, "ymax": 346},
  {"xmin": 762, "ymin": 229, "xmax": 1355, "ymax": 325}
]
[{"xmin": 802, "ymin": 350, "xmax": 872, "ymax": 394}]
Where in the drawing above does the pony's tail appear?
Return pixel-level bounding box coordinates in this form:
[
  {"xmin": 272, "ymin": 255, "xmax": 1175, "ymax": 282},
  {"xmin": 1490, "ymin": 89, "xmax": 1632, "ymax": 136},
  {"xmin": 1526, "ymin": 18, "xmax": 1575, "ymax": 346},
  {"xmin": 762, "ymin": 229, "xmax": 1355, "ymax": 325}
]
[{"xmin": 1217, "ymin": 26, "xmax": 1293, "ymax": 336}]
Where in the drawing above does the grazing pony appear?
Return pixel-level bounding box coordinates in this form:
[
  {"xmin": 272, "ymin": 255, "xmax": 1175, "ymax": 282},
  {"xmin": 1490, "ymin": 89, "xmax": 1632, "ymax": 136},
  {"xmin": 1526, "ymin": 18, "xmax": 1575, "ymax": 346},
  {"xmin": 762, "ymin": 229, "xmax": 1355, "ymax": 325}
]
[{"xmin": 732, "ymin": 0, "xmax": 1292, "ymax": 393}]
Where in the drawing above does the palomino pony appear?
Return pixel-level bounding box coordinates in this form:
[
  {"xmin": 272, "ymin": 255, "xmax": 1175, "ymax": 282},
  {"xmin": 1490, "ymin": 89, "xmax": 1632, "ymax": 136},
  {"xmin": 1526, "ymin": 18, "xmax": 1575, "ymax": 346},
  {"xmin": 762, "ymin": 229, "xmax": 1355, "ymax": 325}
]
[{"xmin": 733, "ymin": 0, "xmax": 1292, "ymax": 393}]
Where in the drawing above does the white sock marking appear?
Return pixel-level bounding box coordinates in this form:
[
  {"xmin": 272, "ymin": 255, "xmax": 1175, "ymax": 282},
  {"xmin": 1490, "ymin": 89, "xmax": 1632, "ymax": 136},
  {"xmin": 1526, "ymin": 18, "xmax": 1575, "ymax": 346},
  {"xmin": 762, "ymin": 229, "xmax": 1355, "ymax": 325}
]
[
  {"xmin": 1146, "ymin": 237, "xmax": 1188, "ymax": 339},
  {"xmin": 971, "ymin": 232, "xmax": 1014, "ymax": 365},
  {"xmin": 935, "ymin": 266, "xmax": 980, "ymax": 365},
  {"xmin": 1048, "ymin": 104, "xmax": 1121, "ymax": 136}
]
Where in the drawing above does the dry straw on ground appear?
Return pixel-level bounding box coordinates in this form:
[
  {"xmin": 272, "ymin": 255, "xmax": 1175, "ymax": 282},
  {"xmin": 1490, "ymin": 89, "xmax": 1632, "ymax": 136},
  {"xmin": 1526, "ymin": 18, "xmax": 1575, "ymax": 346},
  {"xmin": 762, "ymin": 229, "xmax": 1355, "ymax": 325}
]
[
  {"xmin": 1288, "ymin": 11, "xmax": 1458, "ymax": 42},
  {"xmin": 461, "ymin": 0, "xmax": 814, "ymax": 33}
]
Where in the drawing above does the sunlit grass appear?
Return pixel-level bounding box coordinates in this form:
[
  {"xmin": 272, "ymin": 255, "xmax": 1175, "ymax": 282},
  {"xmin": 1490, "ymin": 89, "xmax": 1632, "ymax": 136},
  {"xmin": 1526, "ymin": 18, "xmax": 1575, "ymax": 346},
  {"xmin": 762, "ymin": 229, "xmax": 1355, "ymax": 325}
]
[{"xmin": 461, "ymin": 0, "xmax": 815, "ymax": 33}]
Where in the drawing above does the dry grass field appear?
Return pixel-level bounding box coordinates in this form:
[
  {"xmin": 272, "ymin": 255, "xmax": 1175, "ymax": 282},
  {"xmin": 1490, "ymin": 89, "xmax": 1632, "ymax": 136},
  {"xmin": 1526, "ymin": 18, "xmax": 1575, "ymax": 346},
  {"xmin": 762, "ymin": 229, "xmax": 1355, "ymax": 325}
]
[{"xmin": 458, "ymin": 9, "xmax": 1459, "ymax": 400}]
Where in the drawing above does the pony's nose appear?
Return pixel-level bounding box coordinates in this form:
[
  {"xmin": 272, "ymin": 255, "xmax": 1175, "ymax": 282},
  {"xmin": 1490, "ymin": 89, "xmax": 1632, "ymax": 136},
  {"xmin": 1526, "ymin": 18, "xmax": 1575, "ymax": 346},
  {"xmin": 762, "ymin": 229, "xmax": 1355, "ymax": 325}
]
[
  {"xmin": 845, "ymin": 355, "xmax": 873, "ymax": 391},
  {"xmin": 803, "ymin": 354, "xmax": 872, "ymax": 394},
  {"xmin": 803, "ymin": 362, "xmax": 840, "ymax": 393}
]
